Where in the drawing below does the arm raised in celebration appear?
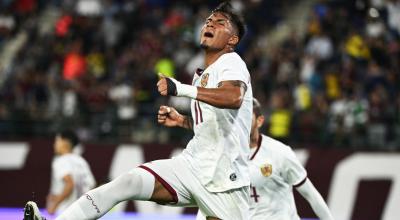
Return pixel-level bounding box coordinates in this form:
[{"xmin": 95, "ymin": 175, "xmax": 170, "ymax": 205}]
[{"xmin": 157, "ymin": 75, "xmax": 247, "ymax": 109}]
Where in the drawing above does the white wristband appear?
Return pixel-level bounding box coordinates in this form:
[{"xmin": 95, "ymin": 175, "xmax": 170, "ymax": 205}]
[{"xmin": 177, "ymin": 84, "xmax": 198, "ymax": 99}]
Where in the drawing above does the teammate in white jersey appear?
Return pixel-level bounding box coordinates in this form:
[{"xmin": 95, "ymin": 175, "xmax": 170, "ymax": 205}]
[
  {"xmin": 248, "ymin": 99, "xmax": 333, "ymax": 220},
  {"xmin": 47, "ymin": 131, "xmax": 96, "ymax": 214},
  {"xmin": 23, "ymin": 2, "xmax": 252, "ymax": 220}
]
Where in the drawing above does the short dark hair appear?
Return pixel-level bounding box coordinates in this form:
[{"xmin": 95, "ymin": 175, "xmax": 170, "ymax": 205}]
[
  {"xmin": 253, "ymin": 98, "xmax": 262, "ymax": 117},
  {"xmin": 58, "ymin": 130, "xmax": 79, "ymax": 148},
  {"xmin": 212, "ymin": 1, "xmax": 246, "ymax": 42}
]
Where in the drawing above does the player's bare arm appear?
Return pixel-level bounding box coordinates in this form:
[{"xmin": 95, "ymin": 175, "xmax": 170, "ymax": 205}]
[
  {"xmin": 157, "ymin": 77, "xmax": 247, "ymax": 109},
  {"xmin": 157, "ymin": 105, "xmax": 193, "ymax": 130},
  {"xmin": 47, "ymin": 174, "xmax": 74, "ymax": 214},
  {"xmin": 197, "ymin": 80, "xmax": 247, "ymax": 109}
]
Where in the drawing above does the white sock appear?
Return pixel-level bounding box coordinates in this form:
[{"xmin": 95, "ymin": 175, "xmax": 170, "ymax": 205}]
[{"xmin": 56, "ymin": 168, "xmax": 155, "ymax": 220}]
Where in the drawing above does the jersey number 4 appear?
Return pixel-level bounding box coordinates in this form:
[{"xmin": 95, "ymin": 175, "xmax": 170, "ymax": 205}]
[{"xmin": 250, "ymin": 185, "xmax": 260, "ymax": 203}]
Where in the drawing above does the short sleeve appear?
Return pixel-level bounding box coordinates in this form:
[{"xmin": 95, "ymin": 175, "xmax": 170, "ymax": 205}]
[
  {"xmin": 283, "ymin": 148, "xmax": 307, "ymax": 186},
  {"xmin": 217, "ymin": 54, "xmax": 249, "ymax": 84},
  {"xmin": 53, "ymin": 157, "xmax": 73, "ymax": 180}
]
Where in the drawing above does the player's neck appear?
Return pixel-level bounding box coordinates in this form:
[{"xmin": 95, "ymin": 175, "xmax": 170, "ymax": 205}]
[
  {"xmin": 58, "ymin": 148, "xmax": 72, "ymax": 155},
  {"xmin": 250, "ymin": 130, "xmax": 260, "ymax": 149},
  {"xmin": 204, "ymin": 48, "xmax": 233, "ymax": 68},
  {"xmin": 58, "ymin": 152, "xmax": 71, "ymax": 156}
]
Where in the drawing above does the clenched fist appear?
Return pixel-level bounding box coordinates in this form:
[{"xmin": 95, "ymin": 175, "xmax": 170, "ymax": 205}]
[
  {"xmin": 156, "ymin": 73, "xmax": 198, "ymax": 99},
  {"xmin": 157, "ymin": 105, "xmax": 184, "ymax": 127},
  {"xmin": 157, "ymin": 75, "xmax": 177, "ymax": 96}
]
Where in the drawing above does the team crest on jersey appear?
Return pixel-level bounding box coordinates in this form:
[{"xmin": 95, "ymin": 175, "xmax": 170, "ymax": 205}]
[
  {"xmin": 200, "ymin": 73, "xmax": 209, "ymax": 87},
  {"xmin": 260, "ymin": 163, "xmax": 272, "ymax": 177}
]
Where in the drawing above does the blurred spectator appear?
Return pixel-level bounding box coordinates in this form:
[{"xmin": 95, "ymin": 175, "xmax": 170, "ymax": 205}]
[
  {"xmin": 108, "ymin": 83, "xmax": 136, "ymax": 120},
  {"xmin": 267, "ymin": 88, "xmax": 292, "ymax": 143},
  {"xmin": 367, "ymin": 85, "xmax": 389, "ymax": 149},
  {"xmin": 63, "ymin": 53, "xmax": 86, "ymax": 80},
  {"xmin": 76, "ymin": 0, "xmax": 103, "ymax": 17},
  {"xmin": 305, "ymin": 30, "xmax": 333, "ymax": 60},
  {"xmin": 0, "ymin": 12, "xmax": 15, "ymax": 38},
  {"xmin": 386, "ymin": 0, "xmax": 400, "ymax": 36},
  {"xmin": 345, "ymin": 32, "xmax": 371, "ymax": 60},
  {"xmin": 55, "ymin": 14, "xmax": 72, "ymax": 37}
]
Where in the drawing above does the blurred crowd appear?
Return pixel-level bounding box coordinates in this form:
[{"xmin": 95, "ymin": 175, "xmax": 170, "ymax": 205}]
[{"xmin": 0, "ymin": 0, "xmax": 399, "ymax": 150}]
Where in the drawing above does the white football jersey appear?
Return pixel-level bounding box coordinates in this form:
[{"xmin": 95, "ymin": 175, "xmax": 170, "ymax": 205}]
[
  {"xmin": 249, "ymin": 135, "xmax": 307, "ymax": 220},
  {"xmin": 50, "ymin": 153, "xmax": 96, "ymax": 212},
  {"xmin": 181, "ymin": 52, "xmax": 253, "ymax": 192}
]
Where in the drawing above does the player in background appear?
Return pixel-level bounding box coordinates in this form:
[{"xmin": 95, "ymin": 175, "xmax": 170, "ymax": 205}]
[
  {"xmin": 47, "ymin": 131, "xmax": 96, "ymax": 214},
  {"xmin": 24, "ymin": 2, "xmax": 252, "ymax": 220},
  {"xmin": 47, "ymin": 130, "xmax": 96, "ymax": 214},
  {"xmin": 196, "ymin": 98, "xmax": 334, "ymax": 220},
  {"xmin": 24, "ymin": 130, "xmax": 95, "ymax": 220},
  {"xmin": 247, "ymin": 98, "xmax": 333, "ymax": 219}
]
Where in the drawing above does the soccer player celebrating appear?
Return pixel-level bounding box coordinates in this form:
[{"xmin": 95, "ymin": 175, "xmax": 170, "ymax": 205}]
[{"xmin": 24, "ymin": 2, "xmax": 252, "ymax": 220}]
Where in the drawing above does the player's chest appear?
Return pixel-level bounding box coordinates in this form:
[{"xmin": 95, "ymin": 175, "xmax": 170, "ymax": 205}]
[
  {"xmin": 192, "ymin": 69, "xmax": 218, "ymax": 88},
  {"xmin": 190, "ymin": 71, "xmax": 219, "ymax": 126},
  {"xmin": 249, "ymin": 152, "xmax": 286, "ymax": 188}
]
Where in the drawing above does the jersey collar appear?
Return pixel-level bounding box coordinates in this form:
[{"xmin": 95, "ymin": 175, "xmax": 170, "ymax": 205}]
[
  {"xmin": 249, "ymin": 134, "xmax": 262, "ymax": 160},
  {"xmin": 195, "ymin": 68, "xmax": 204, "ymax": 76}
]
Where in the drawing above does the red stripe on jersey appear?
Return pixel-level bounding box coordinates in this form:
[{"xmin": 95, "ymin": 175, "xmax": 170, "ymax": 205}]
[
  {"xmin": 138, "ymin": 165, "xmax": 178, "ymax": 204},
  {"xmin": 293, "ymin": 176, "xmax": 308, "ymax": 188},
  {"xmin": 194, "ymin": 101, "xmax": 199, "ymax": 125},
  {"xmin": 197, "ymin": 101, "xmax": 203, "ymax": 123}
]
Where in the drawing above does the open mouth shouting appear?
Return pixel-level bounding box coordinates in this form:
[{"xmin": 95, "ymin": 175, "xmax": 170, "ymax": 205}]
[{"xmin": 204, "ymin": 31, "xmax": 214, "ymax": 38}]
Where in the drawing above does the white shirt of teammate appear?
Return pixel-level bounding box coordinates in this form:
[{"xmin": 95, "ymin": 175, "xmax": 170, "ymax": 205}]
[
  {"xmin": 181, "ymin": 52, "xmax": 253, "ymax": 192},
  {"xmin": 50, "ymin": 153, "xmax": 96, "ymax": 212},
  {"xmin": 249, "ymin": 134, "xmax": 306, "ymax": 220}
]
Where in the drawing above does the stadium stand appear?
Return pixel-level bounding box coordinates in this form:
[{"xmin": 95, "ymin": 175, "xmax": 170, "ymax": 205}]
[{"xmin": 0, "ymin": 0, "xmax": 399, "ymax": 150}]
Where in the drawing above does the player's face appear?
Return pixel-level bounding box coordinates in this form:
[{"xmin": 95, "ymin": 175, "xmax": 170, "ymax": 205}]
[
  {"xmin": 200, "ymin": 12, "xmax": 237, "ymax": 51},
  {"xmin": 54, "ymin": 135, "xmax": 68, "ymax": 155}
]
